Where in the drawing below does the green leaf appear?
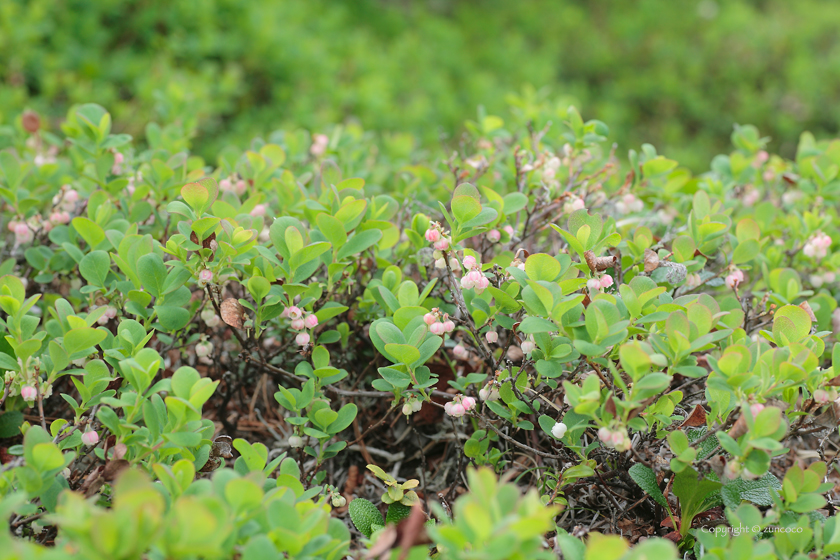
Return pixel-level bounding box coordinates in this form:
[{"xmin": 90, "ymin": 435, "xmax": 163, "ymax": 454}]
[
  {"xmin": 64, "ymin": 328, "xmax": 107, "ymax": 356},
  {"xmin": 181, "ymin": 182, "xmax": 210, "ymax": 215},
  {"xmin": 518, "ymin": 317, "xmax": 557, "ymax": 334},
  {"xmin": 349, "ymin": 498, "xmax": 384, "ymax": 538},
  {"xmin": 524, "ymin": 253, "xmax": 563, "ymax": 282},
  {"xmin": 772, "ymin": 304, "xmax": 811, "ymax": 345},
  {"xmin": 486, "ymin": 287, "xmax": 519, "ymax": 314},
  {"xmin": 247, "ymin": 276, "xmax": 271, "ymax": 303},
  {"xmin": 671, "ymin": 236, "xmax": 696, "ymax": 263},
  {"xmin": 336, "ymin": 229, "xmax": 383, "ymax": 260},
  {"xmin": 672, "ymin": 468, "xmax": 722, "ymax": 535},
  {"xmin": 383, "ymin": 344, "xmax": 420, "ymax": 366},
  {"xmin": 451, "ymin": 195, "xmax": 481, "ymax": 225},
  {"xmin": 290, "ymin": 242, "xmax": 331, "ymax": 270},
  {"xmin": 628, "ymin": 464, "xmax": 668, "ymax": 508},
  {"xmin": 233, "ymin": 438, "xmax": 268, "ymax": 472},
  {"xmin": 316, "ymin": 213, "xmax": 347, "ymax": 250},
  {"xmin": 790, "ymin": 493, "xmax": 826, "ymax": 513},
  {"xmin": 71, "ymin": 217, "xmax": 106, "ymax": 248},
  {"xmin": 137, "ymin": 253, "xmax": 167, "ymax": 298},
  {"xmin": 79, "ymin": 250, "xmax": 111, "ymax": 288},
  {"xmin": 0, "ymin": 411, "xmax": 24, "ymax": 438},
  {"xmin": 154, "ymin": 305, "xmax": 191, "ymax": 332},
  {"xmin": 732, "ymin": 239, "xmax": 760, "ymax": 264}
]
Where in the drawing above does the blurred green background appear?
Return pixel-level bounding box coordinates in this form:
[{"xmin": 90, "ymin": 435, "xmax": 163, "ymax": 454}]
[{"xmin": 3, "ymin": 0, "xmax": 840, "ymax": 169}]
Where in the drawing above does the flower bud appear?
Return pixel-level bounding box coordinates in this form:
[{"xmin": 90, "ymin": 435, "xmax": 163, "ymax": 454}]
[
  {"xmin": 289, "ymin": 435, "xmax": 304, "ymax": 448},
  {"xmin": 449, "ymin": 257, "xmax": 460, "ymax": 270},
  {"xmin": 424, "ymin": 228, "xmax": 441, "ymax": 243},
  {"xmin": 250, "ymin": 204, "xmax": 267, "ymax": 217},
  {"xmin": 521, "ymin": 340, "xmax": 535, "ymax": 354},
  {"xmin": 462, "ymin": 396, "xmax": 476, "ymax": 411},
  {"xmin": 291, "ymin": 318, "xmax": 305, "ymax": 331},
  {"xmin": 430, "ymin": 322, "xmax": 446, "ymax": 336},
  {"xmin": 485, "ymin": 331, "xmax": 498, "ymax": 344},
  {"xmin": 487, "ymin": 229, "xmax": 501, "ymax": 243},
  {"xmin": 81, "ymin": 430, "xmax": 100, "ymax": 446},
  {"xmin": 423, "ymin": 312, "xmax": 437, "ymax": 326},
  {"xmin": 599, "ymin": 275, "xmax": 614, "ymax": 289},
  {"xmin": 201, "ymin": 307, "xmax": 216, "ymax": 323},
  {"xmin": 434, "ymin": 238, "xmax": 450, "ymax": 251},
  {"xmin": 198, "ymin": 269, "xmax": 213, "ymax": 285},
  {"xmin": 442, "ymin": 320, "xmax": 455, "ymax": 333},
  {"xmin": 21, "ymin": 385, "xmax": 37, "ymax": 402},
  {"xmin": 403, "ymin": 403, "xmax": 413, "ymax": 416},
  {"xmin": 598, "ymin": 427, "xmax": 612, "ymax": 444},
  {"xmin": 453, "ymin": 344, "xmax": 469, "ymax": 360},
  {"xmin": 304, "ymin": 314, "xmax": 319, "ymax": 329},
  {"xmin": 331, "ymin": 495, "xmax": 347, "ymax": 508},
  {"xmin": 446, "ymin": 402, "xmax": 466, "ymax": 417},
  {"xmin": 434, "ymin": 258, "xmax": 446, "ymax": 269},
  {"xmin": 195, "ymin": 340, "xmax": 214, "ymax": 358},
  {"xmin": 462, "ymin": 255, "xmax": 477, "ymax": 269},
  {"xmin": 295, "ymin": 332, "xmax": 311, "ymax": 346},
  {"xmin": 551, "ymin": 422, "xmax": 568, "ymax": 439}
]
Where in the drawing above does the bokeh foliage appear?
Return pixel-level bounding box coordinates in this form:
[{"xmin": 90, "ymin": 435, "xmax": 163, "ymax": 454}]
[{"xmin": 3, "ymin": 0, "xmax": 840, "ymax": 168}]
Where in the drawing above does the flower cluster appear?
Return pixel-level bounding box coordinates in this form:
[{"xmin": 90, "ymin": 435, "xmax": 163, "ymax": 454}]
[
  {"xmin": 563, "ymin": 196, "xmax": 586, "ymax": 214},
  {"xmin": 200, "ymin": 307, "xmax": 221, "ymax": 327},
  {"xmin": 803, "ymin": 232, "xmax": 832, "ymax": 260},
  {"xmin": 424, "ymin": 222, "xmax": 451, "ymax": 252},
  {"xmin": 810, "ymin": 271, "xmax": 836, "ymax": 288},
  {"xmin": 310, "ymin": 133, "xmax": 329, "ymax": 157},
  {"xmin": 401, "ymin": 397, "xmax": 424, "ymax": 416},
  {"xmin": 586, "ymin": 274, "xmax": 614, "ymax": 294},
  {"xmin": 615, "ymin": 193, "xmax": 643, "ymax": 214},
  {"xmin": 444, "ymin": 394, "xmax": 477, "ymax": 418},
  {"xmin": 460, "ymin": 255, "xmax": 490, "ymax": 294},
  {"xmin": 219, "ymin": 175, "xmax": 248, "ymax": 196},
  {"xmin": 813, "ymin": 388, "xmax": 838, "ymax": 404},
  {"xmin": 95, "ymin": 306, "xmax": 118, "ymax": 326},
  {"xmin": 283, "ymin": 306, "xmax": 319, "ymax": 345},
  {"xmin": 424, "ymin": 308, "xmax": 455, "ymax": 336},
  {"xmin": 725, "ymin": 269, "xmax": 745, "ymax": 289},
  {"xmin": 8, "ymin": 221, "xmax": 34, "ymax": 245},
  {"xmin": 598, "ymin": 426, "xmax": 631, "ymax": 451}
]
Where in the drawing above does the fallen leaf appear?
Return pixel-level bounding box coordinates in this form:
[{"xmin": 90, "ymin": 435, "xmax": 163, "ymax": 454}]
[{"xmin": 220, "ymin": 298, "xmax": 246, "ymax": 328}]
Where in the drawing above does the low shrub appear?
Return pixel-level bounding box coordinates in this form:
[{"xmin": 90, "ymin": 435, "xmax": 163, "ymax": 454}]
[{"xmin": 0, "ymin": 102, "xmax": 838, "ymax": 558}]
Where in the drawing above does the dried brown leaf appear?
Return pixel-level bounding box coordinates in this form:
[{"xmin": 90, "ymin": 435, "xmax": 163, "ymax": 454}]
[
  {"xmin": 220, "ymin": 298, "xmax": 245, "ymax": 329},
  {"xmin": 680, "ymin": 405, "xmax": 707, "ymax": 428}
]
